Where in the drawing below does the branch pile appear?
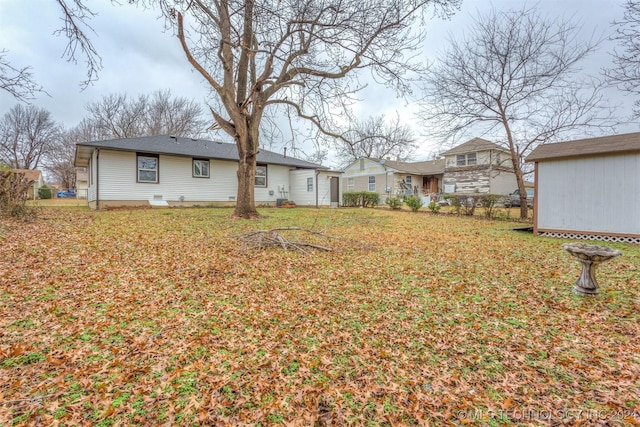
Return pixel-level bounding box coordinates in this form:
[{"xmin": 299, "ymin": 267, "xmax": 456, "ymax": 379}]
[{"xmin": 238, "ymin": 227, "xmax": 333, "ymax": 252}]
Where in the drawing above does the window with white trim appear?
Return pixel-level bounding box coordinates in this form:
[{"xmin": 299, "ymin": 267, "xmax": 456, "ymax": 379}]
[
  {"xmin": 307, "ymin": 177, "xmax": 313, "ymax": 192},
  {"xmin": 368, "ymin": 176, "xmax": 376, "ymax": 191},
  {"xmin": 137, "ymin": 154, "xmax": 158, "ymax": 183},
  {"xmin": 456, "ymin": 153, "xmax": 477, "ymax": 166},
  {"xmin": 192, "ymin": 159, "xmax": 210, "ymax": 178},
  {"xmin": 406, "ymin": 175, "xmax": 412, "ymax": 185},
  {"xmin": 255, "ymin": 165, "xmax": 267, "ymax": 187},
  {"xmin": 347, "ymin": 177, "xmax": 354, "ymax": 191}
]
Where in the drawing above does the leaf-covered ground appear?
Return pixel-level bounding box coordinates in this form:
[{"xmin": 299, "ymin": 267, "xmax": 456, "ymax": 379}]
[{"xmin": 1, "ymin": 207, "xmax": 638, "ymax": 426}]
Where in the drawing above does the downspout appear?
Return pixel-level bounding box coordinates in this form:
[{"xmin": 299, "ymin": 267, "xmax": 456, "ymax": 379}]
[
  {"xmin": 96, "ymin": 148, "xmax": 100, "ymax": 210},
  {"xmin": 315, "ymin": 170, "xmax": 320, "ymax": 208}
]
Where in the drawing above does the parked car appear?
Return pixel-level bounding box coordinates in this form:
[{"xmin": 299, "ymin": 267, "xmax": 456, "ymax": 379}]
[{"xmin": 504, "ymin": 188, "xmax": 534, "ymax": 208}]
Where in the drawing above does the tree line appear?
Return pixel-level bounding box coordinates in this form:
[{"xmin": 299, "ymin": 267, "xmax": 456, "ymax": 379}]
[{"xmin": 2, "ymin": 1, "xmax": 640, "ymax": 219}]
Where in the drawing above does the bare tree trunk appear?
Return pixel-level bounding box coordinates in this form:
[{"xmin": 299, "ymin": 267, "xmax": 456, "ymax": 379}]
[{"xmin": 233, "ymin": 120, "xmax": 260, "ymax": 218}]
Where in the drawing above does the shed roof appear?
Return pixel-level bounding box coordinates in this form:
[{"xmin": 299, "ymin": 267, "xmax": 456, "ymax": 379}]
[
  {"xmin": 381, "ymin": 158, "xmax": 445, "ymax": 175},
  {"xmin": 440, "ymin": 138, "xmax": 506, "ymax": 156},
  {"xmin": 526, "ymin": 132, "xmax": 640, "ymax": 162},
  {"xmin": 74, "ymin": 135, "xmax": 327, "ymax": 170}
]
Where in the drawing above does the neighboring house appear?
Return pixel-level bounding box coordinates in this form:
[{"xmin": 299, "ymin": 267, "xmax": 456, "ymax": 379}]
[
  {"xmin": 12, "ymin": 169, "xmax": 43, "ymax": 200},
  {"xmin": 341, "ymin": 137, "xmax": 517, "ymax": 204},
  {"xmin": 526, "ymin": 132, "xmax": 640, "ymax": 243},
  {"xmin": 74, "ymin": 135, "xmax": 340, "ymax": 209},
  {"xmin": 341, "ymin": 157, "xmax": 445, "ymax": 204},
  {"xmin": 440, "ymin": 138, "xmax": 517, "ymax": 195},
  {"xmin": 76, "ymin": 169, "xmax": 88, "ymax": 199}
]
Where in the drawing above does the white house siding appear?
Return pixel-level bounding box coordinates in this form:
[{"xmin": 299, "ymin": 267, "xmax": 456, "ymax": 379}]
[
  {"xmin": 88, "ymin": 150, "xmax": 97, "ymax": 202},
  {"xmin": 289, "ymin": 169, "xmax": 316, "ymax": 206},
  {"xmin": 255, "ymin": 164, "xmax": 290, "ymax": 205},
  {"xmin": 91, "ymin": 150, "xmax": 292, "ymax": 206},
  {"xmin": 317, "ymin": 171, "xmax": 342, "ymax": 206},
  {"xmin": 537, "ymin": 154, "xmax": 640, "ymax": 235}
]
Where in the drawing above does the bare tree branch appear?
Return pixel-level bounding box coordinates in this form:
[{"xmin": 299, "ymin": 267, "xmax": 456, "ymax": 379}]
[{"xmin": 418, "ymin": 5, "xmax": 617, "ymax": 219}]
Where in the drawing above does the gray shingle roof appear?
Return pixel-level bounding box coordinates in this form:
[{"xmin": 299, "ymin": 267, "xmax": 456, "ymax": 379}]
[
  {"xmin": 441, "ymin": 138, "xmax": 507, "ymax": 156},
  {"xmin": 381, "ymin": 159, "xmax": 445, "ymax": 175},
  {"xmin": 525, "ymin": 132, "xmax": 640, "ymax": 162},
  {"xmin": 75, "ymin": 135, "xmax": 327, "ymax": 169}
]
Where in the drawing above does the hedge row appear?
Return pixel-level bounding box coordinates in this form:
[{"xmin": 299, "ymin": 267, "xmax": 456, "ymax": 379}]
[{"xmin": 342, "ymin": 191, "xmax": 380, "ymax": 207}]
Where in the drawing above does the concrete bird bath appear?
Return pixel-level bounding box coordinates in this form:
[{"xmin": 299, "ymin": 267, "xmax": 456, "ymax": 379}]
[{"xmin": 563, "ymin": 243, "xmax": 622, "ymax": 295}]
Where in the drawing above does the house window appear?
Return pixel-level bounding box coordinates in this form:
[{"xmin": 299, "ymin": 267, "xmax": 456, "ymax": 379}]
[
  {"xmin": 255, "ymin": 165, "xmax": 267, "ymax": 187},
  {"xmin": 347, "ymin": 177, "xmax": 354, "ymax": 191},
  {"xmin": 137, "ymin": 154, "xmax": 158, "ymax": 183},
  {"xmin": 406, "ymin": 175, "xmax": 412, "ymax": 185},
  {"xmin": 456, "ymin": 153, "xmax": 477, "ymax": 166},
  {"xmin": 307, "ymin": 177, "xmax": 313, "ymax": 192},
  {"xmin": 359, "ymin": 158, "xmax": 365, "ymax": 170},
  {"xmin": 368, "ymin": 176, "xmax": 376, "ymax": 191},
  {"xmin": 192, "ymin": 159, "xmax": 210, "ymax": 178}
]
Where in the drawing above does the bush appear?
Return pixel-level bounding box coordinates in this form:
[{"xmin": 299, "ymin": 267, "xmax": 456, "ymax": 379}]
[
  {"xmin": 427, "ymin": 200, "xmax": 441, "ymax": 213},
  {"xmin": 478, "ymin": 194, "xmax": 502, "ymax": 218},
  {"xmin": 385, "ymin": 196, "xmax": 403, "ymax": 210},
  {"xmin": 0, "ymin": 166, "xmax": 36, "ymax": 220},
  {"xmin": 342, "ymin": 191, "xmax": 380, "ymax": 208},
  {"xmin": 38, "ymin": 185, "xmax": 52, "ymax": 199},
  {"xmin": 450, "ymin": 195, "xmax": 476, "ymax": 216},
  {"xmin": 404, "ymin": 195, "xmax": 424, "ymax": 212}
]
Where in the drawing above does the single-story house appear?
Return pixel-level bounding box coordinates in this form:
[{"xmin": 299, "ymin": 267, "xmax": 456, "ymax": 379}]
[
  {"xmin": 341, "ymin": 138, "xmax": 518, "ymax": 204},
  {"xmin": 74, "ymin": 135, "xmax": 341, "ymax": 209},
  {"xmin": 12, "ymin": 169, "xmax": 44, "ymax": 200},
  {"xmin": 341, "ymin": 157, "xmax": 445, "ymax": 204},
  {"xmin": 440, "ymin": 138, "xmax": 517, "ymax": 195},
  {"xmin": 525, "ymin": 132, "xmax": 640, "ymax": 244}
]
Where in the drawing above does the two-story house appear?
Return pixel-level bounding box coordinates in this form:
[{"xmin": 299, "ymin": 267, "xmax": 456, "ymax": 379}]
[
  {"xmin": 440, "ymin": 138, "xmax": 517, "ymax": 195},
  {"xmin": 341, "ymin": 138, "xmax": 518, "ymax": 204}
]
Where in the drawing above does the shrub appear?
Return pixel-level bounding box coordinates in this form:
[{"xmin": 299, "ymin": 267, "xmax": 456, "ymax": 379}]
[
  {"xmin": 404, "ymin": 195, "xmax": 424, "ymax": 212},
  {"xmin": 385, "ymin": 196, "xmax": 403, "ymax": 210},
  {"xmin": 450, "ymin": 195, "xmax": 476, "ymax": 216},
  {"xmin": 427, "ymin": 200, "xmax": 441, "ymax": 214},
  {"xmin": 0, "ymin": 167, "xmax": 36, "ymax": 220},
  {"xmin": 342, "ymin": 191, "xmax": 380, "ymax": 207},
  {"xmin": 478, "ymin": 194, "xmax": 502, "ymax": 218},
  {"xmin": 38, "ymin": 185, "xmax": 52, "ymax": 199}
]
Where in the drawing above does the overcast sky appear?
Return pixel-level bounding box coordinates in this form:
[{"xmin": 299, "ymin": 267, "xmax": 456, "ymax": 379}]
[{"xmin": 0, "ymin": 0, "xmax": 637, "ymax": 165}]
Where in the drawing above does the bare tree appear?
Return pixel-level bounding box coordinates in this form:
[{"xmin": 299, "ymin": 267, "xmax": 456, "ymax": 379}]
[
  {"xmin": 605, "ymin": 0, "xmax": 640, "ymax": 118},
  {"xmin": 419, "ymin": 6, "xmax": 616, "ymax": 219},
  {"xmin": 84, "ymin": 89, "xmax": 207, "ymax": 139},
  {"xmin": 0, "ymin": 104, "xmax": 61, "ymax": 170},
  {"xmin": 135, "ymin": 0, "xmax": 459, "ymax": 218},
  {"xmin": 1, "ymin": 1, "xmax": 101, "ymax": 100},
  {"xmin": 0, "ymin": 50, "xmax": 44, "ymax": 102},
  {"xmin": 335, "ymin": 114, "xmax": 417, "ymax": 168}
]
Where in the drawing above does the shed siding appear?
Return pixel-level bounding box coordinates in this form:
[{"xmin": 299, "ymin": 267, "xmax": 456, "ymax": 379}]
[{"xmin": 537, "ymin": 154, "xmax": 640, "ymax": 234}]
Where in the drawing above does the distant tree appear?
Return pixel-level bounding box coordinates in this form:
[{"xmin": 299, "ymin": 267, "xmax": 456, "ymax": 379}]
[
  {"xmin": 84, "ymin": 89, "xmax": 207, "ymax": 139},
  {"xmin": 140, "ymin": 0, "xmax": 459, "ymax": 218},
  {"xmin": 335, "ymin": 114, "xmax": 417, "ymax": 168},
  {"xmin": 419, "ymin": 6, "xmax": 615, "ymax": 219},
  {"xmin": 1, "ymin": 1, "xmax": 100, "ymax": 100},
  {"xmin": 0, "ymin": 104, "xmax": 61, "ymax": 170},
  {"xmin": 605, "ymin": 0, "xmax": 640, "ymax": 118}
]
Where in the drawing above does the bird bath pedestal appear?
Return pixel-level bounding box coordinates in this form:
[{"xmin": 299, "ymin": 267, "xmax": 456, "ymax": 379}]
[{"xmin": 563, "ymin": 243, "xmax": 622, "ymax": 295}]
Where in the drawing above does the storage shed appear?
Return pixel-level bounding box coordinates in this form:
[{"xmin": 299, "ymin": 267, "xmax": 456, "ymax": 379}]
[{"xmin": 525, "ymin": 132, "xmax": 640, "ymax": 244}]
